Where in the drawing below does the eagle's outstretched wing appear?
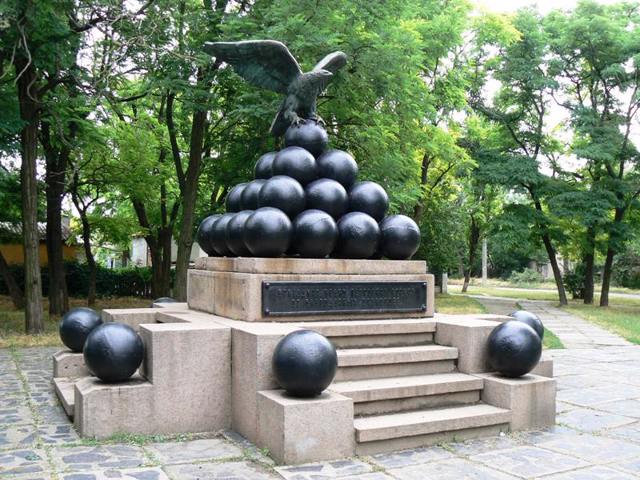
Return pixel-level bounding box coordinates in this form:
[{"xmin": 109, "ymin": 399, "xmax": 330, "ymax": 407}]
[
  {"xmin": 204, "ymin": 40, "xmax": 302, "ymax": 94},
  {"xmin": 313, "ymin": 51, "xmax": 347, "ymax": 74}
]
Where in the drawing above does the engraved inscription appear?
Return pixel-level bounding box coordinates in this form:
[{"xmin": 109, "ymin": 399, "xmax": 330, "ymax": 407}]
[{"xmin": 262, "ymin": 281, "xmax": 427, "ymax": 316}]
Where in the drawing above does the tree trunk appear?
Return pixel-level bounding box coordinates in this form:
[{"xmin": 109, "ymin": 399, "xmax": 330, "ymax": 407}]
[
  {"xmin": 16, "ymin": 57, "xmax": 44, "ymax": 333},
  {"xmin": 532, "ymin": 199, "xmax": 568, "ymax": 305},
  {"xmin": 0, "ymin": 250, "xmax": 24, "ymax": 309},
  {"xmin": 461, "ymin": 217, "xmax": 480, "ymax": 294},
  {"xmin": 77, "ymin": 210, "xmax": 96, "ymax": 305},
  {"xmin": 173, "ymin": 108, "xmax": 207, "ymax": 301},
  {"xmin": 41, "ymin": 121, "xmax": 72, "ymax": 315},
  {"xmin": 600, "ymin": 207, "xmax": 625, "ymax": 307},
  {"xmin": 583, "ymin": 226, "xmax": 595, "ymax": 305}
]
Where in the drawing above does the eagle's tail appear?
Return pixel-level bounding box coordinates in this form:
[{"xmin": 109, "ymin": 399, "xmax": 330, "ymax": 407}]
[{"xmin": 269, "ymin": 106, "xmax": 289, "ymax": 137}]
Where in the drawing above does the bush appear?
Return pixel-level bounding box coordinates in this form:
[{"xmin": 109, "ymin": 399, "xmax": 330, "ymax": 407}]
[
  {"xmin": 508, "ymin": 268, "xmax": 544, "ymax": 285},
  {"xmin": 0, "ymin": 262, "xmax": 158, "ymax": 298},
  {"xmin": 563, "ymin": 265, "xmax": 585, "ymax": 300}
]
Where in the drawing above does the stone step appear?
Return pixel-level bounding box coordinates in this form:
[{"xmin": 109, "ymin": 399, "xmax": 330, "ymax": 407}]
[
  {"xmin": 335, "ymin": 345, "xmax": 458, "ymax": 381},
  {"xmin": 53, "ymin": 376, "xmax": 81, "ymax": 418},
  {"xmin": 330, "ymin": 373, "xmax": 482, "ymax": 416},
  {"xmin": 354, "ymin": 403, "xmax": 511, "ymax": 454},
  {"xmin": 300, "ymin": 319, "xmax": 436, "ymax": 348}
]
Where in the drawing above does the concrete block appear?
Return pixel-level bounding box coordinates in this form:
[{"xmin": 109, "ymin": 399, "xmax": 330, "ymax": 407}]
[
  {"xmin": 53, "ymin": 350, "xmax": 89, "ymax": 378},
  {"xmin": 531, "ymin": 352, "xmax": 553, "ymax": 378},
  {"xmin": 193, "ymin": 270, "xmax": 434, "ymax": 322},
  {"xmin": 256, "ymin": 389, "xmax": 355, "ymax": 464},
  {"xmin": 435, "ymin": 317, "xmax": 501, "ymax": 373},
  {"xmin": 475, "ymin": 373, "xmax": 556, "ymax": 430},
  {"xmin": 229, "ymin": 322, "xmax": 299, "ymax": 443},
  {"xmin": 194, "ymin": 256, "xmax": 426, "ymax": 275},
  {"xmin": 101, "ymin": 308, "xmax": 157, "ymax": 331}
]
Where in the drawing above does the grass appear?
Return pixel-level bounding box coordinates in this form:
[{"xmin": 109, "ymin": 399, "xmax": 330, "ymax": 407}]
[
  {"xmin": 542, "ymin": 328, "xmax": 564, "ymax": 349},
  {"xmin": 435, "ymin": 293, "xmax": 487, "ymax": 314},
  {"xmin": 563, "ymin": 304, "xmax": 640, "ymax": 345},
  {"xmin": 449, "ymin": 284, "xmax": 640, "ymax": 307},
  {"xmin": 448, "ymin": 277, "xmax": 640, "ymax": 295},
  {"xmin": 0, "ymin": 295, "xmax": 151, "ymax": 349}
]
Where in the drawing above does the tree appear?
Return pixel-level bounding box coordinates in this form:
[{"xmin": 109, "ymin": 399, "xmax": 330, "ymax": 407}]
[{"xmin": 546, "ymin": 1, "xmax": 640, "ymax": 306}]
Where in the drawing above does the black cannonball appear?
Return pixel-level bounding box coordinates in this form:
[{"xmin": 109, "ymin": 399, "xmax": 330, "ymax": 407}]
[
  {"xmin": 59, "ymin": 307, "xmax": 103, "ymax": 353},
  {"xmin": 196, "ymin": 214, "xmax": 221, "ymax": 256},
  {"xmin": 316, "ymin": 150, "xmax": 359, "ymax": 189},
  {"xmin": 257, "ymin": 175, "xmax": 306, "ymax": 218},
  {"xmin": 336, "ymin": 212, "xmax": 380, "ymax": 259},
  {"xmin": 293, "ymin": 210, "xmax": 338, "ymax": 258},
  {"xmin": 349, "ymin": 181, "xmax": 389, "ymax": 221},
  {"xmin": 254, "ymin": 151, "xmax": 277, "ymax": 179},
  {"xmin": 240, "ymin": 179, "xmax": 266, "ymax": 210},
  {"xmin": 305, "ymin": 178, "xmax": 349, "ymax": 220},
  {"xmin": 272, "ymin": 330, "xmax": 337, "ymax": 397},
  {"xmin": 225, "ymin": 210, "xmax": 253, "ymax": 256},
  {"xmin": 510, "ymin": 310, "xmax": 544, "ymax": 339},
  {"xmin": 83, "ymin": 323, "xmax": 144, "ymax": 383},
  {"xmin": 225, "ymin": 183, "xmax": 247, "ymax": 213},
  {"xmin": 379, "ymin": 215, "xmax": 421, "ymax": 260},
  {"xmin": 210, "ymin": 213, "xmax": 235, "ymax": 256},
  {"xmin": 151, "ymin": 297, "xmax": 177, "ymax": 308},
  {"xmin": 284, "ymin": 122, "xmax": 329, "ymax": 158},
  {"xmin": 244, "ymin": 207, "xmax": 292, "ymax": 257},
  {"xmin": 488, "ymin": 321, "xmax": 542, "ymax": 378},
  {"xmin": 272, "ymin": 147, "xmax": 318, "ymax": 186}
]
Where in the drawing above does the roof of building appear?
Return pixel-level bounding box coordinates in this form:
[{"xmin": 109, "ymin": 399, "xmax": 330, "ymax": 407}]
[{"xmin": 0, "ymin": 221, "xmax": 72, "ymax": 243}]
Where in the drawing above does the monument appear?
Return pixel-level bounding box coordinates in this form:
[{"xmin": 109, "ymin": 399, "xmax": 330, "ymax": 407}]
[{"xmin": 52, "ymin": 40, "xmax": 555, "ymax": 465}]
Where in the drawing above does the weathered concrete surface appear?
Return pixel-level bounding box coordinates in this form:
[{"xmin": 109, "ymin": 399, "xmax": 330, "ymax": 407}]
[
  {"xmin": 52, "ymin": 351, "xmax": 89, "ymax": 378},
  {"xmin": 256, "ymin": 389, "xmax": 355, "ymax": 464},
  {"xmin": 475, "ymin": 373, "xmax": 556, "ymax": 430}
]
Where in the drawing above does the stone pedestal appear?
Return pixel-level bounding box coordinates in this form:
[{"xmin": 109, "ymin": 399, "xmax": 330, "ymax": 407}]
[
  {"xmin": 187, "ymin": 257, "xmax": 434, "ymax": 322},
  {"xmin": 53, "ymin": 351, "xmax": 89, "ymax": 378},
  {"xmin": 256, "ymin": 389, "xmax": 355, "ymax": 464},
  {"xmin": 475, "ymin": 373, "xmax": 556, "ymax": 430}
]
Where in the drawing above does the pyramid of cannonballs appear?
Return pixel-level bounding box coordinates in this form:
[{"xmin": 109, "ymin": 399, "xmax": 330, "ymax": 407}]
[{"xmin": 197, "ymin": 122, "xmax": 420, "ymax": 260}]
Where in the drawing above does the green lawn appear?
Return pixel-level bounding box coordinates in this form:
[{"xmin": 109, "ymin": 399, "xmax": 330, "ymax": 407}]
[
  {"xmin": 435, "ymin": 293, "xmax": 487, "ymax": 314},
  {"xmin": 0, "ymin": 295, "xmax": 150, "ymax": 348},
  {"xmin": 563, "ymin": 304, "xmax": 640, "ymax": 345},
  {"xmin": 542, "ymin": 328, "xmax": 564, "ymax": 349},
  {"xmin": 450, "ymin": 285, "xmax": 640, "ymax": 307},
  {"xmin": 448, "ymin": 278, "xmax": 639, "ymax": 295}
]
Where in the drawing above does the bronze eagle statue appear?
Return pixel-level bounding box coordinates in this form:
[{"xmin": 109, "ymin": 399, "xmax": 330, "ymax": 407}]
[{"xmin": 204, "ymin": 40, "xmax": 347, "ymax": 137}]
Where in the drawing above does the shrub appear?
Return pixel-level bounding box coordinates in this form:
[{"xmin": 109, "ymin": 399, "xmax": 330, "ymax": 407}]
[
  {"xmin": 563, "ymin": 265, "xmax": 585, "ymax": 300},
  {"xmin": 508, "ymin": 268, "xmax": 544, "ymax": 285}
]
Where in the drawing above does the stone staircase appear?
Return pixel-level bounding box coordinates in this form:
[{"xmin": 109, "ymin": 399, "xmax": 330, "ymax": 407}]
[{"xmin": 310, "ymin": 319, "xmax": 512, "ymax": 455}]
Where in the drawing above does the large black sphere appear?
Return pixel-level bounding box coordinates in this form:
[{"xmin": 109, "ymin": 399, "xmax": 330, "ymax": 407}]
[
  {"xmin": 83, "ymin": 323, "xmax": 144, "ymax": 383},
  {"xmin": 240, "ymin": 179, "xmax": 266, "ymax": 210},
  {"xmin": 349, "ymin": 181, "xmax": 389, "ymax": 221},
  {"xmin": 225, "ymin": 210, "xmax": 253, "ymax": 256},
  {"xmin": 272, "ymin": 147, "xmax": 318, "ymax": 186},
  {"xmin": 225, "ymin": 183, "xmax": 247, "ymax": 213},
  {"xmin": 59, "ymin": 307, "xmax": 103, "ymax": 353},
  {"xmin": 257, "ymin": 175, "xmax": 306, "ymax": 218},
  {"xmin": 316, "ymin": 150, "xmax": 358, "ymax": 189},
  {"xmin": 293, "ymin": 210, "xmax": 338, "ymax": 258},
  {"xmin": 510, "ymin": 310, "xmax": 544, "ymax": 339},
  {"xmin": 254, "ymin": 152, "xmax": 277, "ymax": 179},
  {"xmin": 305, "ymin": 178, "xmax": 348, "ymax": 220},
  {"xmin": 336, "ymin": 212, "xmax": 380, "ymax": 259},
  {"xmin": 196, "ymin": 214, "xmax": 221, "ymax": 256},
  {"xmin": 272, "ymin": 330, "xmax": 337, "ymax": 397},
  {"xmin": 151, "ymin": 297, "xmax": 177, "ymax": 308},
  {"xmin": 284, "ymin": 122, "xmax": 329, "ymax": 158},
  {"xmin": 210, "ymin": 213, "xmax": 235, "ymax": 256},
  {"xmin": 379, "ymin": 215, "xmax": 421, "ymax": 260},
  {"xmin": 244, "ymin": 207, "xmax": 292, "ymax": 257},
  {"xmin": 488, "ymin": 321, "xmax": 542, "ymax": 378}
]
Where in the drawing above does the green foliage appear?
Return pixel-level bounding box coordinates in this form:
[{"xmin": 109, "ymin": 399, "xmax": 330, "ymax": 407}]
[
  {"xmin": 563, "ymin": 265, "xmax": 586, "ymax": 300},
  {"xmin": 508, "ymin": 268, "xmax": 544, "ymax": 285}
]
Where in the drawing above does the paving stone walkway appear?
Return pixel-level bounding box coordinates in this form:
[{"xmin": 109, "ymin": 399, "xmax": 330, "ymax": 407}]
[
  {"xmin": 1, "ymin": 313, "xmax": 639, "ymax": 478},
  {"xmin": 471, "ymin": 295, "xmax": 632, "ymax": 349}
]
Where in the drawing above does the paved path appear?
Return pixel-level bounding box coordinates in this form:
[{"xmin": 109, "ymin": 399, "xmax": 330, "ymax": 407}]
[{"xmin": 471, "ymin": 295, "xmax": 632, "ymax": 349}]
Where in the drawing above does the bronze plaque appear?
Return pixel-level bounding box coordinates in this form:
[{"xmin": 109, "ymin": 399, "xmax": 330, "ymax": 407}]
[{"xmin": 262, "ymin": 281, "xmax": 427, "ymax": 316}]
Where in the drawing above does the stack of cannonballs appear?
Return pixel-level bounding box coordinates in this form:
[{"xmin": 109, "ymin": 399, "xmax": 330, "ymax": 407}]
[
  {"xmin": 197, "ymin": 123, "xmax": 421, "ymax": 260},
  {"xmin": 59, "ymin": 307, "xmax": 144, "ymax": 383},
  {"xmin": 487, "ymin": 310, "xmax": 545, "ymax": 378}
]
